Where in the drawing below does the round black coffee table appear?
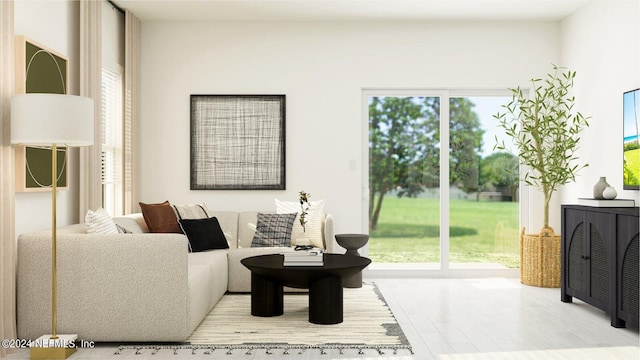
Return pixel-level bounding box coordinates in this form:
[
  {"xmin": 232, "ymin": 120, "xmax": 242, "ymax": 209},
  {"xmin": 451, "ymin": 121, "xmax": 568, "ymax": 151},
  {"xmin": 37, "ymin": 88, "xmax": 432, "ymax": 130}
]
[{"xmin": 241, "ymin": 253, "xmax": 371, "ymax": 324}]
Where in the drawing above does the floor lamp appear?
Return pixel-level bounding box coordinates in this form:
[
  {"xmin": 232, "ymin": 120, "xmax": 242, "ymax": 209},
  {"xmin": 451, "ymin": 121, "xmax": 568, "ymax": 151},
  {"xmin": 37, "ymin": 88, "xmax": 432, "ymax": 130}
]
[{"xmin": 11, "ymin": 94, "xmax": 94, "ymax": 360}]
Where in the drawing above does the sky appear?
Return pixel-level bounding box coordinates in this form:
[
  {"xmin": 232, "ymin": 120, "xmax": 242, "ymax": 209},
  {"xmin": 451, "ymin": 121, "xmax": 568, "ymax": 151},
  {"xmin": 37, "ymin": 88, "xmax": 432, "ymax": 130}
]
[{"xmin": 468, "ymin": 96, "xmax": 514, "ymax": 157}]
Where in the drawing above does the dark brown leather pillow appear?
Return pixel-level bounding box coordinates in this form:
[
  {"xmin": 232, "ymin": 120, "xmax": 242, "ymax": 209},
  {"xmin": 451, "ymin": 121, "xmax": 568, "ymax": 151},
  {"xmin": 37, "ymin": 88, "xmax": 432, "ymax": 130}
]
[{"xmin": 139, "ymin": 201, "xmax": 181, "ymax": 233}]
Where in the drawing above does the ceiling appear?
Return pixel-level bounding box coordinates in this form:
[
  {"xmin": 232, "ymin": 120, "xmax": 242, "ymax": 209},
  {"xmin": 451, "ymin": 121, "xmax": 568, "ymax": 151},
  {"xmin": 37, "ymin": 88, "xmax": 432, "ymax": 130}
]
[{"xmin": 111, "ymin": 0, "xmax": 599, "ymax": 22}]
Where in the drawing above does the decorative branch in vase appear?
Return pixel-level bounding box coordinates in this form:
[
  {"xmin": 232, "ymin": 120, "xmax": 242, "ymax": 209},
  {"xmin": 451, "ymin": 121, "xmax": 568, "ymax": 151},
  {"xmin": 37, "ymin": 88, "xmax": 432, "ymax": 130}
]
[
  {"xmin": 299, "ymin": 190, "xmax": 310, "ymax": 233},
  {"xmin": 294, "ymin": 190, "xmax": 312, "ymax": 248}
]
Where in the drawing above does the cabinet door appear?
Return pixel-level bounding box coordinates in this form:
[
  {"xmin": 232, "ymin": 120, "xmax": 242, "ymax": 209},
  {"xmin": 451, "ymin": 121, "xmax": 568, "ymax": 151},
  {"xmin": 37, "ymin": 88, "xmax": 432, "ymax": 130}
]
[
  {"xmin": 586, "ymin": 212, "xmax": 614, "ymax": 310},
  {"xmin": 615, "ymin": 215, "xmax": 639, "ymax": 328},
  {"xmin": 563, "ymin": 208, "xmax": 587, "ymax": 298}
]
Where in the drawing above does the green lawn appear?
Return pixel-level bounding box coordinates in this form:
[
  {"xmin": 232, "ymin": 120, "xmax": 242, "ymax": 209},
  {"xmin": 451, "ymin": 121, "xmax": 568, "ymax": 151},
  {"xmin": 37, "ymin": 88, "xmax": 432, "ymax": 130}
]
[
  {"xmin": 369, "ymin": 197, "xmax": 520, "ymax": 268},
  {"xmin": 624, "ymin": 148, "xmax": 640, "ymax": 186}
]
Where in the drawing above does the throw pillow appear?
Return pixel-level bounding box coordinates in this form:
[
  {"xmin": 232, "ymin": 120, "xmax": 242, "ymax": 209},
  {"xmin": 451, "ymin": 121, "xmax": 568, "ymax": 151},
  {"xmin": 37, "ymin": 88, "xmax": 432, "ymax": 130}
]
[
  {"xmin": 85, "ymin": 207, "xmax": 119, "ymax": 234},
  {"xmin": 275, "ymin": 199, "xmax": 325, "ymax": 248},
  {"xmin": 173, "ymin": 203, "xmax": 211, "ymax": 220},
  {"xmin": 139, "ymin": 201, "xmax": 182, "ymax": 233},
  {"xmin": 251, "ymin": 213, "xmax": 297, "ymax": 247},
  {"xmin": 178, "ymin": 217, "xmax": 229, "ymax": 252}
]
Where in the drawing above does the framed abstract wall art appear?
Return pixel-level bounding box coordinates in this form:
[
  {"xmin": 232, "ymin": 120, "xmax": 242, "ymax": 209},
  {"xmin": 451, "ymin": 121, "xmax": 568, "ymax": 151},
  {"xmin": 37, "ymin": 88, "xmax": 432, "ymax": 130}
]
[
  {"xmin": 190, "ymin": 95, "xmax": 286, "ymax": 190},
  {"xmin": 14, "ymin": 36, "xmax": 69, "ymax": 192}
]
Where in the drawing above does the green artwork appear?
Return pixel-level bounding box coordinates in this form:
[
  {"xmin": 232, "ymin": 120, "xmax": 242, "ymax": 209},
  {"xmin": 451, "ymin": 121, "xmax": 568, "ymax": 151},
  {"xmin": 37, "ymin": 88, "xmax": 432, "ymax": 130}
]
[
  {"xmin": 25, "ymin": 41, "xmax": 67, "ymax": 94},
  {"xmin": 24, "ymin": 146, "xmax": 67, "ymax": 188},
  {"xmin": 14, "ymin": 37, "xmax": 70, "ymax": 191}
]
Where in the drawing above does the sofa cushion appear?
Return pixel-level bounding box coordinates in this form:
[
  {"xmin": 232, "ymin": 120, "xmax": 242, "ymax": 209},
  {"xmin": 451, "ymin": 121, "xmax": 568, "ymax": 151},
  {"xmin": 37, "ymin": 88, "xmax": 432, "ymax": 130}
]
[
  {"xmin": 251, "ymin": 213, "xmax": 296, "ymax": 247},
  {"xmin": 139, "ymin": 201, "xmax": 181, "ymax": 233},
  {"xmin": 85, "ymin": 207, "xmax": 118, "ymax": 234},
  {"xmin": 237, "ymin": 212, "xmax": 264, "ymax": 248},
  {"xmin": 113, "ymin": 214, "xmax": 147, "ymax": 234},
  {"xmin": 275, "ymin": 199, "xmax": 325, "ymax": 248},
  {"xmin": 207, "ymin": 212, "xmax": 238, "ymax": 249},
  {"xmin": 179, "ymin": 217, "xmax": 229, "ymax": 252},
  {"xmin": 188, "ymin": 250, "xmax": 229, "ymax": 332}
]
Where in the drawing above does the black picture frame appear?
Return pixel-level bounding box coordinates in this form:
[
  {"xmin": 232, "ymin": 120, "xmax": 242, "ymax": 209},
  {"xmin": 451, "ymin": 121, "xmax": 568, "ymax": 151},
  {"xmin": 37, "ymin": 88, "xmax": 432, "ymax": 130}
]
[
  {"xmin": 190, "ymin": 95, "xmax": 286, "ymax": 190},
  {"xmin": 623, "ymin": 88, "xmax": 639, "ymax": 190}
]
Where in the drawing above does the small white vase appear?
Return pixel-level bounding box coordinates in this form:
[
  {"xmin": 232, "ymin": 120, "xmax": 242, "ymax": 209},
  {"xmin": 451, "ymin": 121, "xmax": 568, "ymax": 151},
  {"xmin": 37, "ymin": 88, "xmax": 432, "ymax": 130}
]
[
  {"xmin": 603, "ymin": 186, "xmax": 617, "ymax": 200},
  {"xmin": 295, "ymin": 237, "xmax": 310, "ymax": 246}
]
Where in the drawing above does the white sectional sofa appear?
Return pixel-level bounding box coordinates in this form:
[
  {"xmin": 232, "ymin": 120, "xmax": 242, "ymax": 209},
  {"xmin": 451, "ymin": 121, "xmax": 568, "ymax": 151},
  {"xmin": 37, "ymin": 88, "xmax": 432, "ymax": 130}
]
[{"xmin": 16, "ymin": 211, "xmax": 335, "ymax": 342}]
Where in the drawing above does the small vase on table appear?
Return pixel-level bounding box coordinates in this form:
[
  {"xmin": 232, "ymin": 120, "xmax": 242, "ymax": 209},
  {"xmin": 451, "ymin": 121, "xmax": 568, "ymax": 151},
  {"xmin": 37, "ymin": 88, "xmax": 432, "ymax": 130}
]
[
  {"xmin": 603, "ymin": 186, "xmax": 617, "ymax": 200},
  {"xmin": 593, "ymin": 177, "xmax": 610, "ymax": 199}
]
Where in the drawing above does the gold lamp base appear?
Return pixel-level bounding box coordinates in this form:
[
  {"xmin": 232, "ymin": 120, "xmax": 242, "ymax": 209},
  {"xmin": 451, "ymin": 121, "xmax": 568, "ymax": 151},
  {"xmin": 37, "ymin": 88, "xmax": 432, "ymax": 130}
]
[{"xmin": 30, "ymin": 334, "xmax": 77, "ymax": 360}]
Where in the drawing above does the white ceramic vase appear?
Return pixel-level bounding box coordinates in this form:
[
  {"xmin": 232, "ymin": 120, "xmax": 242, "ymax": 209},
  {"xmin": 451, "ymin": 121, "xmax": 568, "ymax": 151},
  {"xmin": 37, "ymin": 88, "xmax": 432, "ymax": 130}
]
[
  {"xmin": 593, "ymin": 177, "xmax": 610, "ymax": 199},
  {"xmin": 603, "ymin": 186, "xmax": 617, "ymax": 200}
]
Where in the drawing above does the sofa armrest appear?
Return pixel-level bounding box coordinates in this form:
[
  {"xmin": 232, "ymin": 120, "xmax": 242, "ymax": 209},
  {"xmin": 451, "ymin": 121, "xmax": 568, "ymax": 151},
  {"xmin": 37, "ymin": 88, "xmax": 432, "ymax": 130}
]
[
  {"xmin": 323, "ymin": 213, "xmax": 336, "ymax": 253},
  {"xmin": 17, "ymin": 233, "xmax": 190, "ymax": 342}
]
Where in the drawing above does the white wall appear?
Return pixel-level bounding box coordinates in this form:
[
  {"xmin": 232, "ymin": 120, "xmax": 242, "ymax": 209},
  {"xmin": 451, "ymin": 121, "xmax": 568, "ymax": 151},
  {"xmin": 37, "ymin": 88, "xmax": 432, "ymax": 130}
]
[
  {"xmin": 14, "ymin": 0, "xmax": 80, "ymax": 236},
  {"xmin": 139, "ymin": 20, "xmax": 560, "ymax": 233},
  {"xmin": 560, "ymin": 1, "xmax": 640, "ymax": 206}
]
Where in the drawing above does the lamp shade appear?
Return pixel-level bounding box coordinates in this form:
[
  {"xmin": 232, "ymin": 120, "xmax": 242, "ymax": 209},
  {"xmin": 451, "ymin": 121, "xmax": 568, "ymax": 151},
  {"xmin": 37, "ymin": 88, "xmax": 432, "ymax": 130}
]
[{"xmin": 11, "ymin": 93, "xmax": 94, "ymax": 146}]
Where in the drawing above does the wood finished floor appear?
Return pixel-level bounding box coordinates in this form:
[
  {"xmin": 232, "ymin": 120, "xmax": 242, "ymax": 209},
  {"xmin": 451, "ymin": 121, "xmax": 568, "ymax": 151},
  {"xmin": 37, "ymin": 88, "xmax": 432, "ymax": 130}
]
[{"xmin": 5, "ymin": 278, "xmax": 639, "ymax": 359}]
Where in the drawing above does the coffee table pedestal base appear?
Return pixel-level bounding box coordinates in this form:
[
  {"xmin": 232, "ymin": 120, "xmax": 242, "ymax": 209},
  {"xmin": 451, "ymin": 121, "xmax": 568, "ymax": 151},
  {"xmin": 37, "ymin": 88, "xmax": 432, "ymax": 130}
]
[
  {"xmin": 309, "ymin": 275, "xmax": 343, "ymax": 324},
  {"xmin": 251, "ymin": 273, "xmax": 283, "ymax": 317}
]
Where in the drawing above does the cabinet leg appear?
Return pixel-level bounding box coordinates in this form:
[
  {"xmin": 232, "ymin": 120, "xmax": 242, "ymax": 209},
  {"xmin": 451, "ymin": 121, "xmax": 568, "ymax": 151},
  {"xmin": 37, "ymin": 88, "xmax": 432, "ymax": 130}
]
[
  {"xmin": 611, "ymin": 317, "xmax": 625, "ymax": 328},
  {"xmin": 561, "ymin": 293, "xmax": 572, "ymax": 303}
]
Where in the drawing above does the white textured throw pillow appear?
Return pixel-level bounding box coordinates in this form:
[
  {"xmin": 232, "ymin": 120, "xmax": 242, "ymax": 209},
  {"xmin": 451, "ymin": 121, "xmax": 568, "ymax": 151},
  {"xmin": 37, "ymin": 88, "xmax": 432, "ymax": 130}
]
[
  {"xmin": 85, "ymin": 207, "xmax": 119, "ymax": 234},
  {"xmin": 275, "ymin": 199, "xmax": 325, "ymax": 248},
  {"xmin": 172, "ymin": 203, "xmax": 211, "ymax": 220}
]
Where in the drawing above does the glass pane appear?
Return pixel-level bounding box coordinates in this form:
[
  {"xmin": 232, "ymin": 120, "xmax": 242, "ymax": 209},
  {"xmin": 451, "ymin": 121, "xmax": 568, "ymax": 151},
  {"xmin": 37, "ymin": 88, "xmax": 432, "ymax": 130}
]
[
  {"xmin": 449, "ymin": 96, "xmax": 519, "ymax": 269},
  {"xmin": 368, "ymin": 96, "xmax": 441, "ymax": 266}
]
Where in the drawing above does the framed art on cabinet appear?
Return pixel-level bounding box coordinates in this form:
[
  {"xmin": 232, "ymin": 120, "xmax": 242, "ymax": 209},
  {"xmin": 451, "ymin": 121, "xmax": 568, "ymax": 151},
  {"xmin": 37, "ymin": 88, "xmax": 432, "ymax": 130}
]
[
  {"xmin": 190, "ymin": 95, "xmax": 286, "ymax": 190},
  {"xmin": 14, "ymin": 35, "xmax": 69, "ymax": 192}
]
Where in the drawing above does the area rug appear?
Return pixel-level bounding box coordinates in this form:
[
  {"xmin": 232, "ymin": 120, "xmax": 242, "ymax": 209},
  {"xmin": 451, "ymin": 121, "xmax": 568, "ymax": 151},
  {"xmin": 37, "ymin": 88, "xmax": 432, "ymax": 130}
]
[{"xmin": 116, "ymin": 282, "xmax": 412, "ymax": 356}]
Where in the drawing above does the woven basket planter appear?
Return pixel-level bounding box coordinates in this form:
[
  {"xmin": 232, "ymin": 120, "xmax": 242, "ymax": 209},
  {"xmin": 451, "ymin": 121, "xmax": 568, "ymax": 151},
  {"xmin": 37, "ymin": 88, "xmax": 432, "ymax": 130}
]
[{"xmin": 520, "ymin": 227, "xmax": 561, "ymax": 288}]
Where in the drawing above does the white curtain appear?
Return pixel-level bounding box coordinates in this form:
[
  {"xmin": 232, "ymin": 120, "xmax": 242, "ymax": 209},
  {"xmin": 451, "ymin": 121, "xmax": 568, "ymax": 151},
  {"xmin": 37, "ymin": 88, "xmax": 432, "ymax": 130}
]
[
  {"xmin": 0, "ymin": 1, "xmax": 16, "ymax": 357},
  {"xmin": 124, "ymin": 10, "xmax": 140, "ymax": 214},
  {"xmin": 79, "ymin": 0, "xmax": 103, "ymax": 217}
]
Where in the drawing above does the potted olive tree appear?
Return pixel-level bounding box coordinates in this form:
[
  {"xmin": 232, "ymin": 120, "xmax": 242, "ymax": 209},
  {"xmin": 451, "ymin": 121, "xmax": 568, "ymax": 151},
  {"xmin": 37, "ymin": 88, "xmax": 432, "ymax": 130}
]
[{"xmin": 494, "ymin": 64, "xmax": 590, "ymax": 287}]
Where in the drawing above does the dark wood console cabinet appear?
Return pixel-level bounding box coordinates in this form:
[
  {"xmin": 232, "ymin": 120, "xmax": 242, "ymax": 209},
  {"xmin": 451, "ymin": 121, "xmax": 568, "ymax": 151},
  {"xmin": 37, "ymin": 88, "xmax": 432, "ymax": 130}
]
[{"xmin": 561, "ymin": 205, "xmax": 639, "ymax": 328}]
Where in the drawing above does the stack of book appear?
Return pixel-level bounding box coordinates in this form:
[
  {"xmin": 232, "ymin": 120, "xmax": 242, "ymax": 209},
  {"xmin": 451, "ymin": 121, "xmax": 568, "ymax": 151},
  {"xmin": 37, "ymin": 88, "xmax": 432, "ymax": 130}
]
[{"xmin": 283, "ymin": 249, "xmax": 324, "ymax": 266}]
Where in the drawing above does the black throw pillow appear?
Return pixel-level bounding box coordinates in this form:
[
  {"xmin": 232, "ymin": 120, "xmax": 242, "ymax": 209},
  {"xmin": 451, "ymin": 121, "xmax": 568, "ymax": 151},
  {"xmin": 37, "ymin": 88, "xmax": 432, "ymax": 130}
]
[{"xmin": 178, "ymin": 217, "xmax": 229, "ymax": 252}]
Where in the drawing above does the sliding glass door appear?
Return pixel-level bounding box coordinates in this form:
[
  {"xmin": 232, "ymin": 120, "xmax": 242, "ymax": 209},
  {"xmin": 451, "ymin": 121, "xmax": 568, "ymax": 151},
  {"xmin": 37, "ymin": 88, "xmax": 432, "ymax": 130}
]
[
  {"xmin": 368, "ymin": 95, "xmax": 441, "ymax": 266},
  {"xmin": 448, "ymin": 96, "xmax": 519, "ymax": 269},
  {"xmin": 365, "ymin": 90, "xmax": 519, "ymax": 270}
]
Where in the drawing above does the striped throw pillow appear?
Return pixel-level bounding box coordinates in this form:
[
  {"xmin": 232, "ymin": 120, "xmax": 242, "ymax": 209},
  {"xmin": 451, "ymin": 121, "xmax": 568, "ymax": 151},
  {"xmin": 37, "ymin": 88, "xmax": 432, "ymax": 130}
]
[
  {"xmin": 173, "ymin": 203, "xmax": 211, "ymax": 220},
  {"xmin": 275, "ymin": 199, "xmax": 325, "ymax": 248},
  {"xmin": 85, "ymin": 207, "xmax": 119, "ymax": 234}
]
